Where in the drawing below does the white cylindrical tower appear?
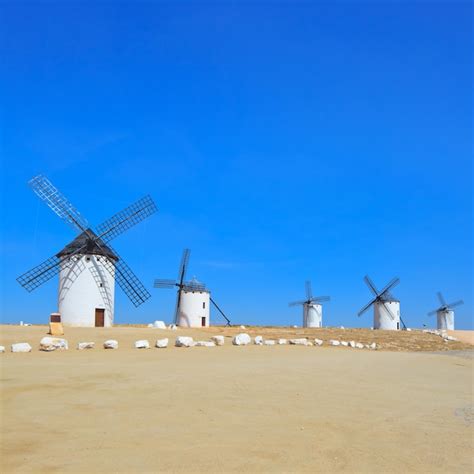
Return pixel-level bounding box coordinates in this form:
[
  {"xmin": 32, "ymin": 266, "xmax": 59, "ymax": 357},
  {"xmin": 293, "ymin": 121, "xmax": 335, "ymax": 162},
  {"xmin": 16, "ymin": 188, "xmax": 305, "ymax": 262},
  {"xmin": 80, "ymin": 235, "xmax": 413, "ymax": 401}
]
[
  {"xmin": 437, "ymin": 310, "xmax": 454, "ymax": 330},
  {"xmin": 177, "ymin": 287, "xmax": 210, "ymax": 327},
  {"xmin": 374, "ymin": 300, "xmax": 400, "ymax": 330},
  {"xmin": 303, "ymin": 303, "xmax": 322, "ymax": 328},
  {"xmin": 57, "ymin": 233, "xmax": 116, "ymax": 327}
]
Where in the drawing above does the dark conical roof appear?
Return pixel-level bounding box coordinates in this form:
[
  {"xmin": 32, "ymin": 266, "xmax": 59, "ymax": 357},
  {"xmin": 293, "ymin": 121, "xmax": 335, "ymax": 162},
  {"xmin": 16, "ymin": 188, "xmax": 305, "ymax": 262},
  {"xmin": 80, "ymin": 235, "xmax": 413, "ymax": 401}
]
[{"xmin": 56, "ymin": 229, "xmax": 118, "ymax": 261}]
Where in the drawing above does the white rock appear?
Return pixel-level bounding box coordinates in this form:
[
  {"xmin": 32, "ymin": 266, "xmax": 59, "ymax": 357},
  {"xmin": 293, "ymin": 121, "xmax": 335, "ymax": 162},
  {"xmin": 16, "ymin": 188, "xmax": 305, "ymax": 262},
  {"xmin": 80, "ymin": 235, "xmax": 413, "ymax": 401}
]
[
  {"xmin": 277, "ymin": 338, "xmax": 287, "ymax": 345},
  {"xmin": 340, "ymin": 326, "xmax": 345, "ymax": 329},
  {"xmin": 175, "ymin": 336, "xmax": 194, "ymax": 347},
  {"xmin": 77, "ymin": 342, "xmax": 95, "ymax": 350},
  {"xmin": 289, "ymin": 338, "xmax": 308, "ymax": 345},
  {"xmin": 365, "ymin": 344, "xmax": 370, "ymax": 349},
  {"xmin": 306, "ymin": 341, "xmax": 314, "ymax": 346},
  {"xmin": 341, "ymin": 341, "xmax": 349, "ymax": 347},
  {"xmin": 443, "ymin": 335, "xmax": 457, "ymax": 341},
  {"xmin": 314, "ymin": 338, "xmax": 324, "ymax": 346},
  {"xmin": 239, "ymin": 325, "xmax": 246, "ymax": 329},
  {"xmin": 194, "ymin": 341, "xmax": 216, "ymax": 347},
  {"xmin": 406, "ymin": 328, "xmax": 412, "ymax": 331},
  {"xmin": 211, "ymin": 335, "xmax": 225, "ymax": 346},
  {"xmin": 232, "ymin": 333, "xmax": 251, "ymax": 346},
  {"xmin": 349, "ymin": 341, "xmax": 356, "ymax": 348},
  {"xmin": 369, "ymin": 342, "xmax": 378, "ymax": 350},
  {"xmin": 168, "ymin": 324, "xmax": 178, "ymax": 330},
  {"xmin": 0, "ymin": 346, "xmax": 5, "ymax": 353},
  {"xmin": 329, "ymin": 340, "xmax": 341, "ymax": 346},
  {"xmin": 39, "ymin": 337, "xmax": 68, "ymax": 351},
  {"xmin": 11, "ymin": 342, "xmax": 32, "ymax": 353},
  {"xmin": 135, "ymin": 340, "xmax": 150, "ymax": 349},
  {"xmin": 254, "ymin": 336, "xmax": 263, "ymax": 345},
  {"xmin": 152, "ymin": 321, "xmax": 166, "ymax": 329},
  {"xmin": 147, "ymin": 323, "xmax": 154, "ymax": 328},
  {"xmin": 292, "ymin": 325, "xmax": 298, "ymax": 328},
  {"xmin": 264, "ymin": 340, "xmax": 276, "ymax": 345},
  {"xmin": 155, "ymin": 338, "xmax": 169, "ymax": 348},
  {"xmin": 104, "ymin": 340, "xmax": 118, "ymax": 349},
  {"xmin": 355, "ymin": 342, "xmax": 364, "ymax": 349}
]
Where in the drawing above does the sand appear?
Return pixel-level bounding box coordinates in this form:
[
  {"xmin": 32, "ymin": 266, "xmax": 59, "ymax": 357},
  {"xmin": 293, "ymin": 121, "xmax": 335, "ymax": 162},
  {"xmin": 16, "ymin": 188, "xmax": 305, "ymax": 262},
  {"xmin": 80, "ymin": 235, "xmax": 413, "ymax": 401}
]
[{"xmin": 1, "ymin": 325, "xmax": 473, "ymax": 473}]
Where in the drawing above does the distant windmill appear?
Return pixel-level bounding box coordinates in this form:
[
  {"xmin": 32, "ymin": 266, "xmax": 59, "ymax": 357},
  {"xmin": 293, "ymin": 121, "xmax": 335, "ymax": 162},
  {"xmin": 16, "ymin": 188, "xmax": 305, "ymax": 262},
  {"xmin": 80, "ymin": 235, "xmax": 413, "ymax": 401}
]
[
  {"xmin": 428, "ymin": 292, "xmax": 463, "ymax": 330},
  {"xmin": 154, "ymin": 249, "xmax": 231, "ymax": 327},
  {"xmin": 289, "ymin": 280, "xmax": 330, "ymax": 328},
  {"xmin": 17, "ymin": 175, "xmax": 157, "ymax": 327},
  {"xmin": 358, "ymin": 275, "xmax": 405, "ymax": 330}
]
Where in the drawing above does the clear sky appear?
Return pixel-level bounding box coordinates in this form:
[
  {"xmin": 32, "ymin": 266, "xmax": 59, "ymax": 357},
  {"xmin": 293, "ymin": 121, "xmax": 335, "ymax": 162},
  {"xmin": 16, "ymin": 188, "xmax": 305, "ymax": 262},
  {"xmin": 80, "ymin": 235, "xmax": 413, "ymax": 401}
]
[{"xmin": 1, "ymin": 2, "xmax": 472, "ymax": 328}]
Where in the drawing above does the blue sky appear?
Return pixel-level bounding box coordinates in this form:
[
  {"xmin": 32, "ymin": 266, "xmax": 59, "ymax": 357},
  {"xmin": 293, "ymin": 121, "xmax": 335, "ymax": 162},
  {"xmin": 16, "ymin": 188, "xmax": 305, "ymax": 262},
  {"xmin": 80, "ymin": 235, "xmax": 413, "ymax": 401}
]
[{"xmin": 1, "ymin": 2, "xmax": 472, "ymax": 328}]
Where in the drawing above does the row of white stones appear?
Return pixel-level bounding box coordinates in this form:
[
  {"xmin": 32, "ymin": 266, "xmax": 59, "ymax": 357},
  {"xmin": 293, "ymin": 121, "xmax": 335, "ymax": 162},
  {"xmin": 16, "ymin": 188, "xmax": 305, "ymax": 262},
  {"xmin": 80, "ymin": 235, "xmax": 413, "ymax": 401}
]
[
  {"xmin": 234, "ymin": 334, "xmax": 379, "ymax": 349},
  {"xmin": 422, "ymin": 329, "xmax": 458, "ymax": 341}
]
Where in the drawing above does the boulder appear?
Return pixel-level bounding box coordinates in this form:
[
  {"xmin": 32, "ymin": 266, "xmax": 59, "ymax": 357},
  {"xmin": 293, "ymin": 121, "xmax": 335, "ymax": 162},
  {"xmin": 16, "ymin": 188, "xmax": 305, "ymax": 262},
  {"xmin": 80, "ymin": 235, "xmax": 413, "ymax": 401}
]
[
  {"xmin": 77, "ymin": 342, "xmax": 95, "ymax": 350},
  {"xmin": 329, "ymin": 340, "xmax": 341, "ymax": 346},
  {"xmin": 104, "ymin": 340, "xmax": 118, "ymax": 349},
  {"xmin": 147, "ymin": 323, "xmax": 154, "ymax": 328},
  {"xmin": 232, "ymin": 333, "xmax": 251, "ymax": 346},
  {"xmin": 349, "ymin": 341, "xmax": 356, "ymax": 348},
  {"xmin": 155, "ymin": 338, "xmax": 169, "ymax": 348},
  {"xmin": 194, "ymin": 341, "xmax": 216, "ymax": 347},
  {"xmin": 292, "ymin": 325, "xmax": 298, "ymax": 328},
  {"xmin": 341, "ymin": 341, "xmax": 349, "ymax": 347},
  {"xmin": 239, "ymin": 325, "xmax": 246, "ymax": 329},
  {"xmin": 314, "ymin": 339, "xmax": 323, "ymax": 346},
  {"xmin": 0, "ymin": 346, "xmax": 5, "ymax": 353},
  {"xmin": 11, "ymin": 342, "xmax": 32, "ymax": 353},
  {"xmin": 369, "ymin": 342, "xmax": 378, "ymax": 350},
  {"xmin": 289, "ymin": 338, "xmax": 308, "ymax": 345},
  {"xmin": 211, "ymin": 335, "xmax": 225, "ymax": 346},
  {"xmin": 254, "ymin": 336, "xmax": 263, "ymax": 345},
  {"xmin": 175, "ymin": 336, "xmax": 194, "ymax": 347},
  {"xmin": 135, "ymin": 340, "xmax": 150, "ymax": 349},
  {"xmin": 355, "ymin": 342, "xmax": 364, "ymax": 349},
  {"xmin": 168, "ymin": 324, "xmax": 178, "ymax": 330},
  {"xmin": 264, "ymin": 340, "xmax": 276, "ymax": 345},
  {"xmin": 153, "ymin": 321, "xmax": 166, "ymax": 329},
  {"xmin": 277, "ymin": 338, "xmax": 287, "ymax": 345},
  {"xmin": 340, "ymin": 326, "xmax": 345, "ymax": 329},
  {"xmin": 39, "ymin": 337, "xmax": 68, "ymax": 352}
]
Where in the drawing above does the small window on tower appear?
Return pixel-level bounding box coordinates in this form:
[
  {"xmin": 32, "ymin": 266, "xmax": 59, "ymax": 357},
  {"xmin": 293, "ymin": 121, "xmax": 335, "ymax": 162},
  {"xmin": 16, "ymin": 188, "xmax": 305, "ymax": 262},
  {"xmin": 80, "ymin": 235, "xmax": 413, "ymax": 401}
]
[
  {"xmin": 99, "ymin": 283, "xmax": 103, "ymax": 287},
  {"xmin": 203, "ymin": 302, "xmax": 205, "ymax": 309}
]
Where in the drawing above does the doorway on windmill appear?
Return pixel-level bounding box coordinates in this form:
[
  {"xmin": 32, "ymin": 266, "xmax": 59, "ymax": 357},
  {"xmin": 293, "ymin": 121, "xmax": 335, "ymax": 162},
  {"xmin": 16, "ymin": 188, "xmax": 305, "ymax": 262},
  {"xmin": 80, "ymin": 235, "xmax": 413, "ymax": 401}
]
[
  {"xmin": 95, "ymin": 308, "xmax": 105, "ymax": 327},
  {"xmin": 397, "ymin": 322, "xmax": 400, "ymax": 330},
  {"xmin": 201, "ymin": 317, "xmax": 206, "ymax": 327}
]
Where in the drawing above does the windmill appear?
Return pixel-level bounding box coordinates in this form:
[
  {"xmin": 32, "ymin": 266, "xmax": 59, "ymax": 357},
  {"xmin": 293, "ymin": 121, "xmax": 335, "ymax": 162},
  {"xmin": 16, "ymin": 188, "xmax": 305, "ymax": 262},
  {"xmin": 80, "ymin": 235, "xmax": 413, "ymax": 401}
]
[
  {"xmin": 17, "ymin": 175, "xmax": 157, "ymax": 327},
  {"xmin": 154, "ymin": 248, "xmax": 231, "ymax": 327},
  {"xmin": 289, "ymin": 280, "xmax": 330, "ymax": 328},
  {"xmin": 357, "ymin": 275, "xmax": 406, "ymax": 330},
  {"xmin": 428, "ymin": 292, "xmax": 463, "ymax": 330}
]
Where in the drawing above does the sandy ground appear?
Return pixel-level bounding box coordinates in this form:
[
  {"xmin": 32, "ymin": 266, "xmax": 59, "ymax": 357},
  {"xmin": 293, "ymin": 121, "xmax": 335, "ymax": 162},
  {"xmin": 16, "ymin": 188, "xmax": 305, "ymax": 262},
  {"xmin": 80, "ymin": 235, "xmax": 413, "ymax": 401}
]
[{"xmin": 1, "ymin": 325, "xmax": 473, "ymax": 473}]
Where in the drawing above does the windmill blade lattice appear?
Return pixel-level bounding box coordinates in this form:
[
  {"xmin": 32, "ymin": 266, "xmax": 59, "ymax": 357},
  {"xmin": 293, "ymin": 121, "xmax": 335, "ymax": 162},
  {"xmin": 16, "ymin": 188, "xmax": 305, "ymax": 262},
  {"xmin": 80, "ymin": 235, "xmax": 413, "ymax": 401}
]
[
  {"xmin": 95, "ymin": 195, "xmax": 157, "ymax": 243},
  {"xmin": 29, "ymin": 175, "xmax": 90, "ymax": 232}
]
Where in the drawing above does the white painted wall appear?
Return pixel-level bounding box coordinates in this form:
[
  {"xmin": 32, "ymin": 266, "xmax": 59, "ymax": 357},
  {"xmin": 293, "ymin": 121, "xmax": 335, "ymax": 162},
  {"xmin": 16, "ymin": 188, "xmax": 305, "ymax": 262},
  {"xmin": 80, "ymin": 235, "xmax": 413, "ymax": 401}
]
[
  {"xmin": 303, "ymin": 303, "xmax": 322, "ymax": 328},
  {"xmin": 58, "ymin": 254, "xmax": 115, "ymax": 327},
  {"xmin": 373, "ymin": 301, "xmax": 400, "ymax": 330},
  {"xmin": 437, "ymin": 309, "xmax": 454, "ymax": 330},
  {"xmin": 177, "ymin": 289, "xmax": 210, "ymax": 327}
]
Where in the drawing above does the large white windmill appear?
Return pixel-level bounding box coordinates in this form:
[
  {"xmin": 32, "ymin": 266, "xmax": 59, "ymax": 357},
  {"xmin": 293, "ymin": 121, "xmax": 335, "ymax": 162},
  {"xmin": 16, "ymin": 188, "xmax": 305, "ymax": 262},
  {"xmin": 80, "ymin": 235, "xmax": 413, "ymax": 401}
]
[
  {"xmin": 358, "ymin": 275, "xmax": 406, "ymax": 330},
  {"xmin": 154, "ymin": 249, "xmax": 231, "ymax": 327},
  {"xmin": 428, "ymin": 292, "xmax": 463, "ymax": 330},
  {"xmin": 17, "ymin": 175, "xmax": 157, "ymax": 327},
  {"xmin": 289, "ymin": 280, "xmax": 330, "ymax": 328}
]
